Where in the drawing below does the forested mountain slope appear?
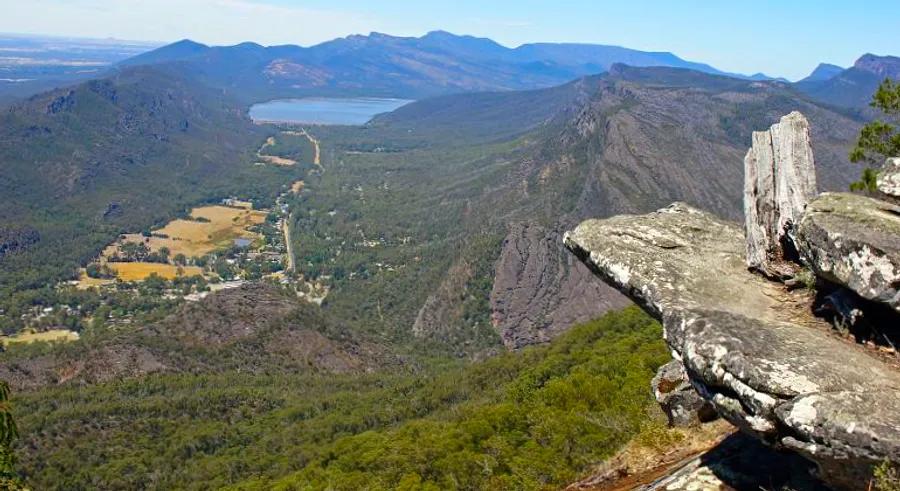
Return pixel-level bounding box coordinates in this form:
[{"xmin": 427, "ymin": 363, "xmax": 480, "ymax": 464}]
[
  {"xmin": 297, "ymin": 65, "xmax": 863, "ymax": 351},
  {"xmin": 0, "ymin": 65, "xmax": 303, "ymax": 322}
]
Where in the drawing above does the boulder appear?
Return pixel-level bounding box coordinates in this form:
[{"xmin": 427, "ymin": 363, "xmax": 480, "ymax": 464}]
[
  {"xmin": 794, "ymin": 192, "xmax": 900, "ymax": 312},
  {"xmin": 564, "ymin": 203, "xmax": 900, "ymax": 489},
  {"xmin": 877, "ymin": 157, "xmax": 900, "ymax": 199},
  {"xmin": 651, "ymin": 359, "xmax": 717, "ymax": 427},
  {"xmin": 743, "ymin": 111, "xmax": 818, "ymax": 278}
]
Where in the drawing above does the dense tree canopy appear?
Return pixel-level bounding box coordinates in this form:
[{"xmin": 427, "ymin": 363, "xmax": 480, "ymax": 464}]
[{"xmin": 850, "ymin": 79, "xmax": 900, "ymax": 191}]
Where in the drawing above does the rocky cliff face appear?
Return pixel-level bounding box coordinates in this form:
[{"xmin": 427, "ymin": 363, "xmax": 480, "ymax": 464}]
[
  {"xmin": 489, "ymin": 224, "xmax": 628, "ymax": 349},
  {"xmin": 565, "ymin": 112, "xmax": 900, "ymax": 489}
]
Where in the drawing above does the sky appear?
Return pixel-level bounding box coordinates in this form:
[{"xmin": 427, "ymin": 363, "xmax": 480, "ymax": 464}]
[{"xmin": 1, "ymin": 0, "xmax": 898, "ymax": 80}]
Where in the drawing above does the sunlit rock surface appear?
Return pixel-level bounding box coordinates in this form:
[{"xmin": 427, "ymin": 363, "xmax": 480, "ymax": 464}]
[
  {"xmin": 795, "ymin": 192, "xmax": 900, "ymax": 312},
  {"xmin": 565, "ymin": 202, "xmax": 900, "ymax": 489}
]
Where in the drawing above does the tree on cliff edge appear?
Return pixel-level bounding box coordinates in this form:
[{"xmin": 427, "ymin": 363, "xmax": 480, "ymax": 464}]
[{"xmin": 850, "ymin": 79, "xmax": 900, "ymax": 191}]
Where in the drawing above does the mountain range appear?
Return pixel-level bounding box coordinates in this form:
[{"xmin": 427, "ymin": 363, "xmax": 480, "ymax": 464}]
[
  {"xmin": 0, "ymin": 28, "xmax": 897, "ymax": 489},
  {"xmin": 115, "ymin": 32, "xmax": 900, "ymax": 110}
]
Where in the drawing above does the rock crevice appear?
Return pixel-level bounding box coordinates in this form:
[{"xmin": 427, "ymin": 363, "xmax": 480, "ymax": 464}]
[
  {"xmin": 744, "ymin": 111, "xmax": 818, "ymax": 278},
  {"xmin": 564, "ymin": 203, "xmax": 900, "ymax": 488}
]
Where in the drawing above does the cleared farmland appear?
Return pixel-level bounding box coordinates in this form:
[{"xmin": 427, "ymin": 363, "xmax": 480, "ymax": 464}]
[
  {"xmin": 109, "ymin": 262, "xmax": 204, "ymax": 281},
  {"xmin": 114, "ymin": 205, "xmax": 266, "ymax": 259},
  {"xmin": 1, "ymin": 329, "xmax": 79, "ymax": 346}
]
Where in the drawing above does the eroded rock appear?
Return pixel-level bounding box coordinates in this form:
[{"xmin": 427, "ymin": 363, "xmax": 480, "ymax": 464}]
[
  {"xmin": 744, "ymin": 111, "xmax": 818, "ymax": 278},
  {"xmin": 565, "ymin": 203, "xmax": 900, "ymax": 490},
  {"xmin": 651, "ymin": 360, "xmax": 717, "ymax": 427},
  {"xmin": 795, "ymin": 192, "xmax": 900, "ymax": 312},
  {"xmin": 877, "ymin": 157, "xmax": 900, "ymax": 199}
]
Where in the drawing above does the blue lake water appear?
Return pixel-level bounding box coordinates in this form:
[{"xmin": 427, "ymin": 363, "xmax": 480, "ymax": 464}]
[{"xmin": 249, "ymin": 97, "xmax": 413, "ymax": 125}]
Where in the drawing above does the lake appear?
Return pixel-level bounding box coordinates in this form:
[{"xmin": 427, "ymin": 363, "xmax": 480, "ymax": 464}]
[{"xmin": 249, "ymin": 97, "xmax": 413, "ymax": 125}]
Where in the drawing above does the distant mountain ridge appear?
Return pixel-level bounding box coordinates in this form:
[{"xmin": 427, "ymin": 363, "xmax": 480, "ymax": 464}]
[
  {"xmin": 116, "ymin": 30, "xmax": 778, "ymax": 102},
  {"xmin": 796, "ymin": 53, "xmax": 900, "ymax": 108},
  {"xmin": 800, "ymin": 63, "xmax": 845, "ymax": 83}
]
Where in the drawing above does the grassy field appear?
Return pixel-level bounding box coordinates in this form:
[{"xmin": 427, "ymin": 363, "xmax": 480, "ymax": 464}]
[
  {"xmin": 111, "ymin": 205, "xmax": 267, "ymax": 259},
  {"xmin": 1, "ymin": 329, "xmax": 79, "ymax": 346},
  {"xmin": 256, "ymin": 131, "xmax": 318, "ymax": 168},
  {"xmin": 110, "ymin": 262, "xmax": 204, "ymax": 281},
  {"xmin": 74, "ymin": 271, "xmax": 115, "ymax": 290}
]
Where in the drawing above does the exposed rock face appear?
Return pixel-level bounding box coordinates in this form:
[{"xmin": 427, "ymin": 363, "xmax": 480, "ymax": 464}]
[
  {"xmin": 744, "ymin": 111, "xmax": 818, "ymax": 277},
  {"xmin": 651, "ymin": 360, "xmax": 717, "ymax": 427},
  {"xmin": 565, "ymin": 203, "xmax": 900, "ymax": 489},
  {"xmin": 643, "ymin": 433, "xmax": 828, "ymax": 491},
  {"xmin": 795, "ymin": 192, "xmax": 900, "ymax": 312},
  {"xmin": 878, "ymin": 157, "xmax": 900, "ymax": 199},
  {"xmin": 490, "ymin": 224, "xmax": 628, "ymax": 349}
]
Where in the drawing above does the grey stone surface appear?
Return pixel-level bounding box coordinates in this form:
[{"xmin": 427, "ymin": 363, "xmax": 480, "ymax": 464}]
[
  {"xmin": 651, "ymin": 360, "xmax": 717, "ymax": 427},
  {"xmin": 878, "ymin": 157, "xmax": 900, "ymax": 199},
  {"xmin": 565, "ymin": 202, "xmax": 900, "ymax": 490},
  {"xmin": 642, "ymin": 433, "xmax": 828, "ymax": 491},
  {"xmin": 795, "ymin": 192, "xmax": 900, "ymax": 312},
  {"xmin": 744, "ymin": 111, "xmax": 818, "ymax": 278}
]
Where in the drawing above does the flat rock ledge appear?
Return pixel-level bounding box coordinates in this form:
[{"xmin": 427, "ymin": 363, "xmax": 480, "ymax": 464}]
[
  {"xmin": 796, "ymin": 192, "xmax": 900, "ymax": 312},
  {"xmin": 564, "ymin": 203, "xmax": 900, "ymax": 490}
]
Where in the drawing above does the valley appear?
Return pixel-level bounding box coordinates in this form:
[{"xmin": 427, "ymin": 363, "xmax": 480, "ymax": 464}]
[{"xmin": 0, "ymin": 22, "xmax": 896, "ymax": 491}]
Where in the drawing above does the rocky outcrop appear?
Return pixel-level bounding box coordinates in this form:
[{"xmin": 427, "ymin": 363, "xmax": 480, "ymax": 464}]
[
  {"xmin": 642, "ymin": 433, "xmax": 828, "ymax": 491},
  {"xmin": 651, "ymin": 360, "xmax": 717, "ymax": 427},
  {"xmin": 795, "ymin": 192, "xmax": 900, "ymax": 312},
  {"xmin": 564, "ymin": 202, "xmax": 900, "ymax": 489},
  {"xmin": 490, "ymin": 224, "xmax": 628, "ymax": 349},
  {"xmin": 744, "ymin": 111, "xmax": 818, "ymax": 278},
  {"xmin": 878, "ymin": 157, "xmax": 900, "ymax": 199}
]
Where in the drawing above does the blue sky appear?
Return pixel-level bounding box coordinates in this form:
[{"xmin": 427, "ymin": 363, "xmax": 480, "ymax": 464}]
[{"xmin": 2, "ymin": 0, "xmax": 898, "ymax": 80}]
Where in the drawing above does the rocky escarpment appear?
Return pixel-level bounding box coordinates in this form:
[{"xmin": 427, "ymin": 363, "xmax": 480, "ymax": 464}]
[
  {"xmin": 490, "ymin": 224, "xmax": 628, "ymax": 349},
  {"xmin": 565, "ymin": 112, "xmax": 900, "ymax": 489},
  {"xmin": 565, "ymin": 203, "xmax": 900, "ymax": 489}
]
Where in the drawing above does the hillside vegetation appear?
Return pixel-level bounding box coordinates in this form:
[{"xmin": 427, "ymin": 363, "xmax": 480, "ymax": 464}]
[
  {"xmin": 285, "ymin": 65, "xmax": 863, "ymax": 354},
  {"xmin": 8, "ymin": 307, "xmax": 667, "ymax": 490},
  {"xmin": 0, "ymin": 65, "xmax": 309, "ymax": 333}
]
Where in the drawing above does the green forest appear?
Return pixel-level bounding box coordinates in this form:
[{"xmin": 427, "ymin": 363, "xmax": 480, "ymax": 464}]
[{"xmin": 8, "ymin": 307, "xmax": 669, "ymax": 490}]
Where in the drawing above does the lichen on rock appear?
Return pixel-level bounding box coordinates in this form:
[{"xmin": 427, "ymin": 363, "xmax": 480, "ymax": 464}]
[
  {"xmin": 795, "ymin": 192, "xmax": 900, "ymax": 312},
  {"xmin": 564, "ymin": 202, "xmax": 900, "ymax": 490}
]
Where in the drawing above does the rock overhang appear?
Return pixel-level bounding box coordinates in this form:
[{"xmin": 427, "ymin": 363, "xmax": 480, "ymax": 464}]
[{"xmin": 564, "ymin": 201, "xmax": 900, "ymax": 489}]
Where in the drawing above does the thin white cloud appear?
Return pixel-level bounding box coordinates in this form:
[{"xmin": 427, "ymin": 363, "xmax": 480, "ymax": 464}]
[{"xmin": 0, "ymin": 0, "xmax": 382, "ymax": 46}]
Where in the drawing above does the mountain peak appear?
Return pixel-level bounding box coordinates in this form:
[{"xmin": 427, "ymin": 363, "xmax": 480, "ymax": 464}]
[
  {"xmin": 853, "ymin": 53, "xmax": 900, "ymax": 79},
  {"xmin": 170, "ymin": 39, "xmax": 208, "ymax": 49},
  {"xmin": 800, "ymin": 63, "xmax": 844, "ymax": 83}
]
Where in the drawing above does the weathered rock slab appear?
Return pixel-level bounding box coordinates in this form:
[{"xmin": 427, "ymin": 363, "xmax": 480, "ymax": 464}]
[
  {"xmin": 564, "ymin": 202, "xmax": 900, "ymax": 490},
  {"xmin": 795, "ymin": 192, "xmax": 900, "ymax": 312},
  {"xmin": 744, "ymin": 111, "xmax": 818, "ymax": 278},
  {"xmin": 878, "ymin": 157, "xmax": 900, "ymax": 199},
  {"xmin": 651, "ymin": 360, "xmax": 717, "ymax": 427}
]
